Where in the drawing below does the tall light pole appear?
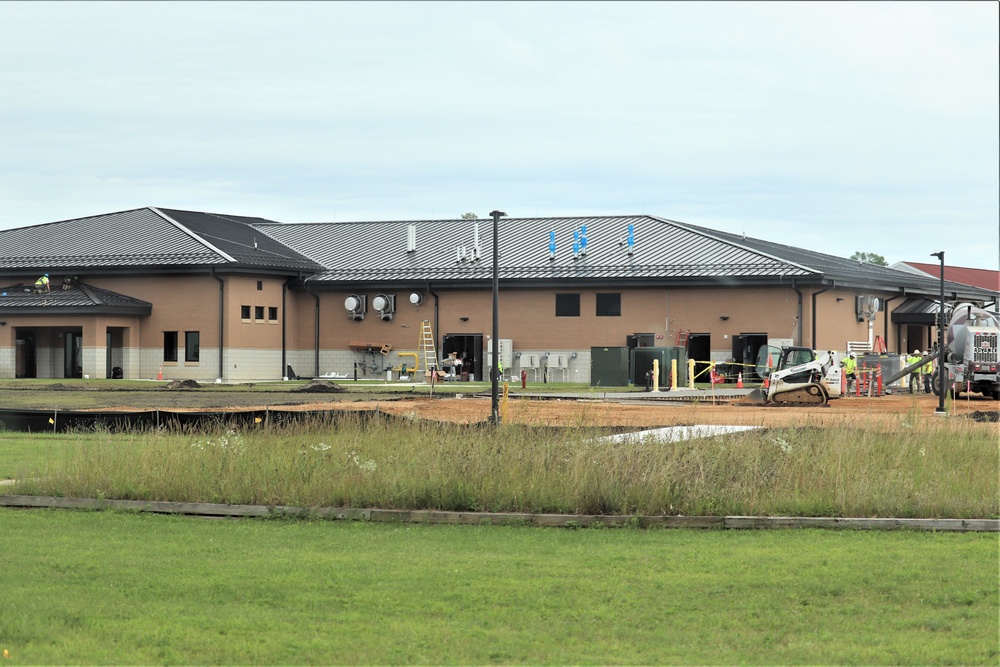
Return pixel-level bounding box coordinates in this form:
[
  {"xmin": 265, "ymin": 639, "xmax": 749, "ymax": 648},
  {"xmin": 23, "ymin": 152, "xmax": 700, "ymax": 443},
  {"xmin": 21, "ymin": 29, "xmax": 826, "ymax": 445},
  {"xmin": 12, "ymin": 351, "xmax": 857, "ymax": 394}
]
[
  {"xmin": 490, "ymin": 210, "xmax": 506, "ymax": 424},
  {"xmin": 931, "ymin": 251, "xmax": 946, "ymax": 415}
]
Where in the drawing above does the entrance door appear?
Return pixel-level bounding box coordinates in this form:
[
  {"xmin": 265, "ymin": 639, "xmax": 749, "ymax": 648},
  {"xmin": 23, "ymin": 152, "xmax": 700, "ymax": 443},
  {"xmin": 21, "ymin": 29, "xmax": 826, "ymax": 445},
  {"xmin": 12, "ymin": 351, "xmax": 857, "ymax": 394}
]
[
  {"xmin": 64, "ymin": 332, "xmax": 83, "ymax": 378},
  {"xmin": 687, "ymin": 333, "xmax": 711, "ymax": 382},
  {"xmin": 732, "ymin": 333, "xmax": 768, "ymax": 381},
  {"xmin": 442, "ymin": 333, "xmax": 483, "ymax": 381},
  {"xmin": 15, "ymin": 329, "xmax": 36, "ymax": 378}
]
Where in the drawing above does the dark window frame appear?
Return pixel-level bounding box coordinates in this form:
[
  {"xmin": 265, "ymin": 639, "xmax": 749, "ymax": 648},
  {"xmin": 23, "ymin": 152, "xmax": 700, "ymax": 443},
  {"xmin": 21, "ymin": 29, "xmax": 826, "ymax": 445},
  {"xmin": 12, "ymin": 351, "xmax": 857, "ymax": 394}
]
[
  {"xmin": 241, "ymin": 305, "xmax": 251, "ymax": 320},
  {"xmin": 184, "ymin": 331, "xmax": 200, "ymax": 363},
  {"xmin": 255, "ymin": 305, "xmax": 265, "ymax": 321},
  {"xmin": 163, "ymin": 331, "xmax": 178, "ymax": 362},
  {"xmin": 596, "ymin": 293, "xmax": 622, "ymax": 317},
  {"xmin": 268, "ymin": 306, "xmax": 278, "ymax": 322},
  {"xmin": 555, "ymin": 293, "xmax": 581, "ymax": 317}
]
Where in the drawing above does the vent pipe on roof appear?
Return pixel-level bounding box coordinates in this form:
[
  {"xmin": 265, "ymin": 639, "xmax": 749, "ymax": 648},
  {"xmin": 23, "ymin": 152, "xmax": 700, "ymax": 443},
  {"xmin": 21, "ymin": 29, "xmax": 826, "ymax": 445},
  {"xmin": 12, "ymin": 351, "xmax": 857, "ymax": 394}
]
[
  {"xmin": 580, "ymin": 224, "xmax": 588, "ymax": 256},
  {"xmin": 573, "ymin": 230, "xmax": 580, "ymax": 259},
  {"xmin": 406, "ymin": 224, "xmax": 416, "ymax": 253},
  {"xmin": 627, "ymin": 224, "xmax": 635, "ymax": 256},
  {"xmin": 548, "ymin": 231, "xmax": 556, "ymax": 260}
]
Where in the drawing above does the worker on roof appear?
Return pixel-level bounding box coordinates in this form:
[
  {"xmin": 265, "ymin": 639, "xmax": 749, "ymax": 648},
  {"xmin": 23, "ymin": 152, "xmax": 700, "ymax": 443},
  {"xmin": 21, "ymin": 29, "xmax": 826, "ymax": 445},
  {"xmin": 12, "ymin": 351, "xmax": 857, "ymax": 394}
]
[
  {"xmin": 839, "ymin": 352, "xmax": 857, "ymax": 392},
  {"xmin": 34, "ymin": 273, "xmax": 50, "ymax": 293},
  {"xmin": 906, "ymin": 350, "xmax": 923, "ymax": 394}
]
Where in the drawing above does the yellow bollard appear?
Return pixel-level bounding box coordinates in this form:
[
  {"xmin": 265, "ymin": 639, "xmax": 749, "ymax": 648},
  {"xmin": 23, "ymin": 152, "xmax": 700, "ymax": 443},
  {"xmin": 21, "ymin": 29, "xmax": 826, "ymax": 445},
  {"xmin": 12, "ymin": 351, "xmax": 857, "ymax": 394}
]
[
  {"xmin": 671, "ymin": 359, "xmax": 678, "ymax": 391},
  {"xmin": 688, "ymin": 358, "xmax": 696, "ymax": 390},
  {"xmin": 652, "ymin": 358, "xmax": 659, "ymax": 392}
]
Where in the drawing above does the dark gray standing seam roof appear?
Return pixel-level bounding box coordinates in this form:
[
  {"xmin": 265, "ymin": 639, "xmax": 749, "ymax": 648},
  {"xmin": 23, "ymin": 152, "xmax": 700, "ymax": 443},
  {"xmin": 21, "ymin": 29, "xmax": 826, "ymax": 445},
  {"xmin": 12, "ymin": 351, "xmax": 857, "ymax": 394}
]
[
  {"xmin": 0, "ymin": 283, "xmax": 152, "ymax": 315},
  {"xmin": 663, "ymin": 218, "xmax": 995, "ymax": 301},
  {"xmin": 255, "ymin": 215, "xmax": 818, "ymax": 287},
  {"xmin": 0, "ymin": 207, "xmax": 321, "ymax": 273}
]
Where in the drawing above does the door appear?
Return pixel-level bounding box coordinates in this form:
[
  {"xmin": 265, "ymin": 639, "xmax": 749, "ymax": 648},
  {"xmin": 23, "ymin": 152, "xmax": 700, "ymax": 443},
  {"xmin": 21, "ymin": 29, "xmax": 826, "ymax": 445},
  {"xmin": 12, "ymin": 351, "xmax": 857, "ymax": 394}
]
[
  {"xmin": 442, "ymin": 333, "xmax": 483, "ymax": 381},
  {"xmin": 64, "ymin": 331, "xmax": 82, "ymax": 378},
  {"xmin": 687, "ymin": 333, "xmax": 711, "ymax": 382}
]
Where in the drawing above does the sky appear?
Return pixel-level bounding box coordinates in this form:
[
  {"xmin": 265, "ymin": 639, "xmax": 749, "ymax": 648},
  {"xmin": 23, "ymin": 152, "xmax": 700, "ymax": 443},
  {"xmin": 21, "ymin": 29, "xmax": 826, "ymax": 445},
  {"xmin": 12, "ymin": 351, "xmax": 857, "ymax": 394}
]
[{"xmin": 2, "ymin": 1, "xmax": 998, "ymax": 271}]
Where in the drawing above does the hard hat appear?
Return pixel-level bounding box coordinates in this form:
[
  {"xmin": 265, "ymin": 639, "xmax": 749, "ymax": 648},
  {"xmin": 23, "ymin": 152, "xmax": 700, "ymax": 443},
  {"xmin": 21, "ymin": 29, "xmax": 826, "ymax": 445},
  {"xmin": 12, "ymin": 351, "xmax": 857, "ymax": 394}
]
[
  {"xmin": 44, "ymin": 273, "xmax": 49, "ymax": 277},
  {"xmin": 849, "ymin": 352, "xmax": 856, "ymax": 358},
  {"xmin": 913, "ymin": 349, "xmax": 921, "ymax": 355}
]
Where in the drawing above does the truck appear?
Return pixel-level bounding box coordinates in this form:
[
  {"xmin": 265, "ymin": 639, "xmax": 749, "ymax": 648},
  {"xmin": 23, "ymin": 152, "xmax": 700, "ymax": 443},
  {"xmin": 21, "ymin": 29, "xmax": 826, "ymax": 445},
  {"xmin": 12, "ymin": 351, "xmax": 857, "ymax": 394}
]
[{"xmin": 933, "ymin": 303, "xmax": 1000, "ymax": 400}]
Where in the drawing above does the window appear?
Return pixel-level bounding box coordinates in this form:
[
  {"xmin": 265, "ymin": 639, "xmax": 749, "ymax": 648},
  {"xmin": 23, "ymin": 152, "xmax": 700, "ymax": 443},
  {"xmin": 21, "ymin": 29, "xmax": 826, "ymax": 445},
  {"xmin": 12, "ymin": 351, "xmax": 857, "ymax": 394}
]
[
  {"xmin": 596, "ymin": 293, "xmax": 621, "ymax": 317},
  {"xmin": 555, "ymin": 293, "xmax": 580, "ymax": 317},
  {"xmin": 268, "ymin": 306, "xmax": 278, "ymax": 322},
  {"xmin": 241, "ymin": 305, "xmax": 251, "ymax": 320},
  {"xmin": 163, "ymin": 331, "xmax": 178, "ymax": 362},
  {"xmin": 185, "ymin": 331, "xmax": 200, "ymax": 362},
  {"xmin": 257, "ymin": 280, "xmax": 263, "ymax": 291},
  {"xmin": 255, "ymin": 306, "xmax": 265, "ymax": 320}
]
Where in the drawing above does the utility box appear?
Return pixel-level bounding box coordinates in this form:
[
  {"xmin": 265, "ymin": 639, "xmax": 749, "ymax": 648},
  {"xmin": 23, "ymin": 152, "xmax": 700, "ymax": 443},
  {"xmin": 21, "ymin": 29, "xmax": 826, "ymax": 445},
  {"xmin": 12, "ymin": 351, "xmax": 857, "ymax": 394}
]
[
  {"xmin": 487, "ymin": 338, "xmax": 513, "ymax": 369},
  {"xmin": 631, "ymin": 347, "xmax": 688, "ymax": 387},
  {"xmin": 858, "ymin": 353, "xmax": 905, "ymax": 388},
  {"xmin": 591, "ymin": 346, "xmax": 629, "ymax": 387}
]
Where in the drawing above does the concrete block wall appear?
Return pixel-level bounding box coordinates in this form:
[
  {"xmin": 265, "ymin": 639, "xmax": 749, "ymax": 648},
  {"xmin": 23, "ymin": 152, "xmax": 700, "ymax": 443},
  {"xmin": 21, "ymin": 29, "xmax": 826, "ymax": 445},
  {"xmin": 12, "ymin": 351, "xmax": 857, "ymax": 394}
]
[{"xmin": 0, "ymin": 347, "xmax": 13, "ymax": 378}]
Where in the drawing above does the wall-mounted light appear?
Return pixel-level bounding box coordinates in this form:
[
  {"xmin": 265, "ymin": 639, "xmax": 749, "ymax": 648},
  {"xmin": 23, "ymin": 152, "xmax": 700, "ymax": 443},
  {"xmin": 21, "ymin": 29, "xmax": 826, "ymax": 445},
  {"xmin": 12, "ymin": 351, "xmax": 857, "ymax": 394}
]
[
  {"xmin": 719, "ymin": 315, "xmax": 729, "ymax": 321},
  {"xmin": 459, "ymin": 316, "xmax": 469, "ymax": 322},
  {"xmin": 836, "ymin": 297, "xmax": 844, "ymax": 302}
]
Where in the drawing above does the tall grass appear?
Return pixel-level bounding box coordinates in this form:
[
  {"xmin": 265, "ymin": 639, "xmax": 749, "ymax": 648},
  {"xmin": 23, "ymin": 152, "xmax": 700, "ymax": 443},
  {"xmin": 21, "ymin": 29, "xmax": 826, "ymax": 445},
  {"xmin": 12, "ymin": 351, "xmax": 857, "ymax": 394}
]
[{"xmin": 9, "ymin": 411, "xmax": 998, "ymax": 518}]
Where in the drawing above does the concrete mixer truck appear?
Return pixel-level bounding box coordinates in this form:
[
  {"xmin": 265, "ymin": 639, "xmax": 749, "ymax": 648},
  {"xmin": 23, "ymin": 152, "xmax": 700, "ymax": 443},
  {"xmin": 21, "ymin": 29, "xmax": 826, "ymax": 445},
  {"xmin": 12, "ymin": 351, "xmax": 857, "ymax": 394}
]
[{"xmin": 933, "ymin": 303, "xmax": 1000, "ymax": 400}]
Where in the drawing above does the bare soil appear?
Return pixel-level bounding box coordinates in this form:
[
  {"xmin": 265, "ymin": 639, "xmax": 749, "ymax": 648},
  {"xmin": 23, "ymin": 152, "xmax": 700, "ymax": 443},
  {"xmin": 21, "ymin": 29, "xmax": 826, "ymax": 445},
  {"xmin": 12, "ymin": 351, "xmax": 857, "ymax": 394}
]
[{"xmin": 277, "ymin": 393, "xmax": 999, "ymax": 428}]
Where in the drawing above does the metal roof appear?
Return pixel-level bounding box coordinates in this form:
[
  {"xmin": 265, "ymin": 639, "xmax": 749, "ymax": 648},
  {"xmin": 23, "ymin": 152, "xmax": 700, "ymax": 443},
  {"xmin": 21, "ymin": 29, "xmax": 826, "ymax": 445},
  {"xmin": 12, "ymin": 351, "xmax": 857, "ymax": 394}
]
[
  {"xmin": 0, "ymin": 283, "xmax": 152, "ymax": 315},
  {"xmin": 664, "ymin": 218, "xmax": 994, "ymax": 300},
  {"xmin": 0, "ymin": 207, "xmax": 321, "ymax": 273},
  {"xmin": 257, "ymin": 215, "xmax": 816, "ymax": 286}
]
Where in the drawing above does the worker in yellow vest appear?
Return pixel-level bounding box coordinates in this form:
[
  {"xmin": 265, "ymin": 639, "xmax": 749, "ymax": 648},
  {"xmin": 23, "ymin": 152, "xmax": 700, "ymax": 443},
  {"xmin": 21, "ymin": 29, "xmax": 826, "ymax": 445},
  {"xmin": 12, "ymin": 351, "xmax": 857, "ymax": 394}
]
[
  {"xmin": 839, "ymin": 352, "xmax": 857, "ymax": 392},
  {"xmin": 906, "ymin": 350, "xmax": 922, "ymax": 393}
]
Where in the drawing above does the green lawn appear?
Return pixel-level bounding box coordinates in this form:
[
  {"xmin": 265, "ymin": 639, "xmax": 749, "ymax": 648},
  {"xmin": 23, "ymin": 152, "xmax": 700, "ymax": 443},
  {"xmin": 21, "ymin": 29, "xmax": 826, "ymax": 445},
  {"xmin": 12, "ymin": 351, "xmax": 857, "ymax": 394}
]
[{"xmin": 1, "ymin": 509, "xmax": 996, "ymax": 665}]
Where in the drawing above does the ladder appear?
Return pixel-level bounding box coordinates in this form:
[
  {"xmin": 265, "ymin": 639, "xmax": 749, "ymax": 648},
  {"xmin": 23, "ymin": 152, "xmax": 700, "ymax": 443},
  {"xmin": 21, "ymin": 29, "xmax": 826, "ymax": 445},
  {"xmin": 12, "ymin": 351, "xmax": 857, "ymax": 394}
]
[
  {"xmin": 419, "ymin": 320, "xmax": 439, "ymax": 374},
  {"xmin": 677, "ymin": 329, "xmax": 689, "ymax": 348},
  {"xmin": 872, "ymin": 335, "xmax": 887, "ymax": 354}
]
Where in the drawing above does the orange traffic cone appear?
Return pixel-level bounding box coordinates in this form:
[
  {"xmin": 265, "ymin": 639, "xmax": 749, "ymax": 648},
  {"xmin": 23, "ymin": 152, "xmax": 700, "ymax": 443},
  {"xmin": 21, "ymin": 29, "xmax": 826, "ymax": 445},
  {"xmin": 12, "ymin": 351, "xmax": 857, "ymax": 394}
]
[
  {"xmin": 157, "ymin": 367, "xmax": 163, "ymax": 380},
  {"xmin": 736, "ymin": 372, "xmax": 744, "ymax": 389}
]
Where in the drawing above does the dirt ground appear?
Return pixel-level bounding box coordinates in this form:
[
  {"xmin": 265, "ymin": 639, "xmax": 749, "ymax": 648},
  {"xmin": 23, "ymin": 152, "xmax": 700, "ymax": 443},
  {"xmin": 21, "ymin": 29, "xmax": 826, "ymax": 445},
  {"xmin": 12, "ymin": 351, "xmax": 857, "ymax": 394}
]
[{"xmin": 280, "ymin": 392, "xmax": 1000, "ymax": 428}]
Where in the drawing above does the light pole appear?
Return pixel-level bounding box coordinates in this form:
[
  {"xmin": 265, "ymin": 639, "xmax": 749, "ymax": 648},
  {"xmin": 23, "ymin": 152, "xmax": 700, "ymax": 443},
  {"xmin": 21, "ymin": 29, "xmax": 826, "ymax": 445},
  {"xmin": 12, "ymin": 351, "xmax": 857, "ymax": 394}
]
[
  {"xmin": 931, "ymin": 251, "xmax": 946, "ymax": 414},
  {"xmin": 490, "ymin": 210, "xmax": 506, "ymax": 424}
]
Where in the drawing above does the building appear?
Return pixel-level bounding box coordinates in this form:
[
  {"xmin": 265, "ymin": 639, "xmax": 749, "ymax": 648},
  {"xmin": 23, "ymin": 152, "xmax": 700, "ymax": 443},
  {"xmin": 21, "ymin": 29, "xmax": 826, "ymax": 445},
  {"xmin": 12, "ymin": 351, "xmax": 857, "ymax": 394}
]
[{"xmin": 1, "ymin": 207, "xmax": 995, "ymax": 382}]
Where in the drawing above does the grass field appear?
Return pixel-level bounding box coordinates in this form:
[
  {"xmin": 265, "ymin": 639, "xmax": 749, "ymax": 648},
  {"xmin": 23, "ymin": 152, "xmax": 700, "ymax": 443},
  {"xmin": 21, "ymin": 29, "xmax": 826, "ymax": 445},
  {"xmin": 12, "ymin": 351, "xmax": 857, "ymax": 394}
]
[
  {"xmin": 1, "ymin": 509, "xmax": 997, "ymax": 665},
  {"xmin": 5, "ymin": 415, "xmax": 997, "ymax": 518}
]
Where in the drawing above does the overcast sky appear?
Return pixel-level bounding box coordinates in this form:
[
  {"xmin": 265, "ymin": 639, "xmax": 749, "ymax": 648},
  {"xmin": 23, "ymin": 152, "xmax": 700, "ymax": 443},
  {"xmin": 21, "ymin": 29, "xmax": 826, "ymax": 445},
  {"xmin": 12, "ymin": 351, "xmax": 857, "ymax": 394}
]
[{"xmin": 2, "ymin": 1, "xmax": 997, "ymax": 271}]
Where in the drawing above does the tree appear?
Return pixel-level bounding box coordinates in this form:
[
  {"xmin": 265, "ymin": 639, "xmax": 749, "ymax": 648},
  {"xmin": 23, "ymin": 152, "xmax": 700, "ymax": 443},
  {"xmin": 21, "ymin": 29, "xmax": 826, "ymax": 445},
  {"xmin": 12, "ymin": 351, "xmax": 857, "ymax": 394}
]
[
  {"xmin": 460, "ymin": 212, "xmax": 478, "ymax": 219},
  {"xmin": 850, "ymin": 251, "xmax": 887, "ymax": 266}
]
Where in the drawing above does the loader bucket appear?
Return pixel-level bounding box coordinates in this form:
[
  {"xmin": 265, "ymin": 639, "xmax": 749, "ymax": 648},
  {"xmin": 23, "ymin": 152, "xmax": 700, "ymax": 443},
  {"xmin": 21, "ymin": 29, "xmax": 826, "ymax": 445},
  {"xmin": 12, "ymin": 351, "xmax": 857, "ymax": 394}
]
[{"xmin": 744, "ymin": 387, "xmax": 767, "ymax": 404}]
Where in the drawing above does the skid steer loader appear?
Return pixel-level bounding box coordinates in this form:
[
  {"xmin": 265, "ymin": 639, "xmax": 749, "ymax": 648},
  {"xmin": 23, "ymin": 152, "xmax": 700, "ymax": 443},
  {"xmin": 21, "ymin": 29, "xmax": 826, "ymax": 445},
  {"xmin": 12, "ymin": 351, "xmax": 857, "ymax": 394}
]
[{"xmin": 745, "ymin": 346, "xmax": 843, "ymax": 406}]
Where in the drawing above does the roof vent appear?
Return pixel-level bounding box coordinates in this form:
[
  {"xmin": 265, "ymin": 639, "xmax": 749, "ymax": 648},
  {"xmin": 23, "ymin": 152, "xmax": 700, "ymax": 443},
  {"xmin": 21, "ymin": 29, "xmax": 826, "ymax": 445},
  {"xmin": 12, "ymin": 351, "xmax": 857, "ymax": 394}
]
[
  {"xmin": 627, "ymin": 224, "xmax": 635, "ymax": 256},
  {"xmin": 573, "ymin": 230, "xmax": 580, "ymax": 259},
  {"xmin": 580, "ymin": 224, "xmax": 588, "ymax": 256},
  {"xmin": 406, "ymin": 224, "xmax": 416, "ymax": 253},
  {"xmin": 548, "ymin": 231, "xmax": 556, "ymax": 260}
]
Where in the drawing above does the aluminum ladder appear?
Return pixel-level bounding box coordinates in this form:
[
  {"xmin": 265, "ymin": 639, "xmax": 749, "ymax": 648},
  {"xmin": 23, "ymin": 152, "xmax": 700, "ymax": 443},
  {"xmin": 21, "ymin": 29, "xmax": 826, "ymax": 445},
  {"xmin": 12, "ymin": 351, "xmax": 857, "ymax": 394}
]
[{"xmin": 419, "ymin": 320, "xmax": 439, "ymax": 374}]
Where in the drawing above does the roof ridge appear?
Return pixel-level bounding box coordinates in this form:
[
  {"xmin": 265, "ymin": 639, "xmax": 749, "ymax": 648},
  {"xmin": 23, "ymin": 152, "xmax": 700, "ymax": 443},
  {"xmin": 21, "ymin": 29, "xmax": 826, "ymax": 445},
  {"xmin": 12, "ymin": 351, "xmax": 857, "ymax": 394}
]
[
  {"xmin": 150, "ymin": 207, "xmax": 236, "ymax": 263},
  {"xmin": 650, "ymin": 216, "xmax": 819, "ymax": 276}
]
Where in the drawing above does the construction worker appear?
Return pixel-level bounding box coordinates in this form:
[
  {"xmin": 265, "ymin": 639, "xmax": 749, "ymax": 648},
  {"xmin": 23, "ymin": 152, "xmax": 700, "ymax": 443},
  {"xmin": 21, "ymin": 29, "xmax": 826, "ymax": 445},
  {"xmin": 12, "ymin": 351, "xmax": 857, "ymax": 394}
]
[
  {"xmin": 839, "ymin": 352, "xmax": 857, "ymax": 392},
  {"xmin": 906, "ymin": 350, "xmax": 922, "ymax": 394},
  {"xmin": 34, "ymin": 273, "xmax": 50, "ymax": 293},
  {"xmin": 921, "ymin": 352, "xmax": 934, "ymax": 394}
]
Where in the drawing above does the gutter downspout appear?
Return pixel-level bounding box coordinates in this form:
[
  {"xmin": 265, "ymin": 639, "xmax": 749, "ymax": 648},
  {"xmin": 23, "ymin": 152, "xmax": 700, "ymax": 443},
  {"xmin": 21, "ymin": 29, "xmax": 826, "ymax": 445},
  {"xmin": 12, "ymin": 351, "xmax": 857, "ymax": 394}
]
[
  {"xmin": 304, "ymin": 277, "xmax": 320, "ymax": 378},
  {"xmin": 281, "ymin": 278, "xmax": 293, "ymax": 380},
  {"xmin": 881, "ymin": 294, "xmax": 902, "ymax": 352},
  {"xmin": 211, "ymin": 269, "xmax": 224, "ymax": 381},
  {"xmin": 791, "ymin": 282, "xmax": 803, "ymax": 347},
  {"xmin": 427, "ymin": 283, "xmax": 440, "ymax": 368},
  {"xmin": 811, "ymin": 283, "xmax": 835, "ymax": 350}
]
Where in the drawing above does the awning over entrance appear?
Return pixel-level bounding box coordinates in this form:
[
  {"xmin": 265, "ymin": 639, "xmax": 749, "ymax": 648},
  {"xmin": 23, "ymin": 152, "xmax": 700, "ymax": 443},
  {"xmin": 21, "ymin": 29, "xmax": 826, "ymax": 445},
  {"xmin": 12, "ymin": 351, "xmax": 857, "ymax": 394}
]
[
  {"xmin": 0, "ymin": 283, "xmax": 152, "ymax": 316},
  {"xmin": 891, "ymin": 298, "xmax": 941, "ymax": 326}
]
